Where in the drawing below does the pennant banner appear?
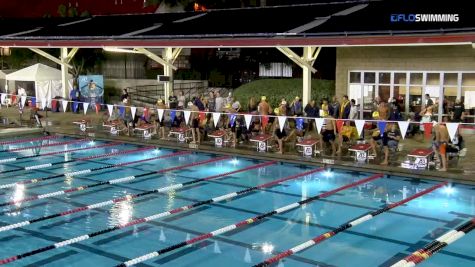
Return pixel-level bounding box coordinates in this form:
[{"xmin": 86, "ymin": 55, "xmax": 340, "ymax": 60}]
[
  {"xmin": 423, "ymin": 122, "xmax": 433, "ymax": 140},
  {"xmin": 83, "ymin": 102, "xmax": 90, "ymax": 115},
  {"xmin": 397, "ymin": 121, "xmax": 409, "ymax": 139},
  {"xmin": 377, "ymin": 121, "xmax": 387, "ymax": 136},
  {"xmin": 11, "ymin": 95, "xmax": 16, "ymax": 104},
  {"xmin": 62, "ymin": 100, "xmax": 68, "ymax": 112},
  {"xmin": 143, "ymin": 108, "xmax": 149, "ymax": 119},
  {"xmin": 355, "ymin": 120, "xmax": 365, "ymax": 137},
  {"xmin": 199, "ymin": 111, "xmax": 206, "ymax": 122},
  {"xmin": 336, "ymin": 119, "xmax": 344, "ymax": 133},
  {"xmin": 446, "ymin": 122, "xmax": 459, "ymax": 142},
  {"xmin": 41, "ymin": 98, "xmax": 47, "ymax": 110},
  {"xmin": 157, "ymin": 109, "xmax": 164, "ymax": 122},
  {"xmin": 95, "ymin": 103, "xmax": 101, "ymax": 114},
  {"xmin": 296, "ymin": 118, "xmax": 304, "ymax": 130},
  {"xmin": 212, "ymin": 112, "xmax": 220, "ymax": 127},
  {"xmin": 107, "ymin": 104, "xmax": 114, "ymax": 116},
  {"xmin": 229, "ymin": 114, "xmax": 236, "ymax": 127},
  {"xmin": 315, "ymin": 118, "xmax": 324, "ymax": 134},
  {"xmin": 184, "ymin": 110, "xmax": 191, "ymax": 125},
  {"xmin": 32, "ymin": 97, "xmax": 37, "ymax": 107},
  {"xmin": 170, "ymin": 110, "xmax": 176, "ymax": 122},
  {"xmin": 51, "ymin": 100, "xmax": 57, "ymax": 111},
  {"xmin": 20, "ymin": 96, "xmax": 26, "ymax": 108},
  {"xmin": 261, "ymin": 115, "xmax": 269, "ymax": 129},
  {"xmin": 278, "ymin": 116, "xmax": 286, "ymax": 132},
  {"xmin": 73, "ymin": 101, "xmax": 78, "ymax": 113},
  {"xmin": 131, "ymin": 107, "xmax": 137, "ymax": 119},
  {"xmin": 244, "ymin": 114, "xmax": 253, "ymax": 130},
  {"xmin": 0, "ymin": 94, "xmax": 5, "ymax": 105},
  {"xmin": 119, "ymin": 106, "xmax": 125, "ymax": 118}
]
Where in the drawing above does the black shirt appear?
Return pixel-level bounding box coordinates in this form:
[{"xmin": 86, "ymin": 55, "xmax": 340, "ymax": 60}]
[
  {"xmin": 453, "ymin": 103, "xmax": 464, "ymax": 120},
  {"xmin": 169, "ymin": 96, "xmax": 178, "ymax": 109}
]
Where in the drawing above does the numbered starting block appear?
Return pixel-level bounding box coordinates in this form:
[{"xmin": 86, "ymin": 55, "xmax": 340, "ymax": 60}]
[
  {"xmin": 401, "ymin": 148, "xmax": 433, "ymax": 169},
  {"xmin": 103, "ymin": 122, "xmax": 123, "ymax": 136},
  {"xmin": 250, "ymin": 134, "xmax": 272, "ymax": 152},
  {"xmin": 348, "ymin": 144, "xmax": 372, "ymax": 162},
  {"xmin": 134, "ymin": 125, "xmax": 155, "ymax": 139},
  {"xmin": 208, "ymin": 130, "xmax": 226, "ymax": 147},
  {"xmin": 169, "ymin": 127, "xmax": 192, "ymax": 143},
  {"xmin": 73, "ymin": 120, "xmax": 93, "ymax": 133},
  {"xmin": 296, "ymin": 139, "xmax": 319, "ymax": 157}
]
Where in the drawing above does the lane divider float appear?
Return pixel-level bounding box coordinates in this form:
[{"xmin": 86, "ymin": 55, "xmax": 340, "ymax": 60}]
[
  {"xmin": 0, "ymin": 146, "xmax": 174, "ymax": 189},
  {"xmin": 253, "ymin": 181, "xmax": 448, "ymax": 267},
  {"xmin": 391, "ymin": 217, "xmax": 475, "ymax": 267},
  {"xmin": 114, "ymin": 173, "xmax": 385, "ymax": 267},
  {"xmin": 0, "ymin": 142, "xmax": 120, "ymax": 165},
  {"xmin": 0, "ymin": 135, "xmax": 59, "ymax": 146},
  {"xmin": 0, "ymin": 155, "xmax": 234, "ymax": 208},
  {"xmin": 0, "ymin": 138, "xmax": 86, "ymax": 154},
  {"xmin": 0, "ymin": 165, "xmax": 322, "ymax": 265}
]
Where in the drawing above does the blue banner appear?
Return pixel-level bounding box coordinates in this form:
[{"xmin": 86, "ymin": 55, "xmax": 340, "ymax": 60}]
[
  {"xmin": 170, "ymin": 110, "xmax": 176, "ymax": 122},
  {"xmin": 31, "ymin": 97, "xmax": 36, "ymax": 107},
  {"xmin": 377, "ymin": 121, "xmax": 387, "ymax": 136},
  {"xmin": 296, "ymin": 118, "xmax": 304, "ymax": 130},
  {"xmin": 73, "ymin": 101, "xmax": 78, "ymax": 112},
  {"xmin": 119, "ymin": 106, "xmax": 125, "ymax": 118},
  {"xmin": 229, "ymin": 114, "xmax": 236, "ymax": 127}
]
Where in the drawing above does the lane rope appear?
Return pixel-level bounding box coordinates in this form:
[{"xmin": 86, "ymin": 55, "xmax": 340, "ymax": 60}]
[
  {"xmin": 0, "ymin": 146, "xmax": 172, "ymax": 189},
  {"xmin": 0, "ymin": 138, "xmax": 86, "ymax": 154},
  {"xmin": 0, "ymin": 135, "xmax": 59, "ymax": 146},
  {"xmin": 0, "ymin": 155, "xmax": 234, "ymax": 208},
  {"xmin": 0, "ymin": 142, "xmax": 120, "ymax": 165},
  {"xmin": 113, "ymin": 173, "xmax": 385, "ymax": 267},
  {"xmin": 391, "ymin": 217, "xmax": 475, "ymax": 267},
  {"xmin": 0, "ymin": 166, "xmax": 322, "ymax": 265},
  {"xmin": 253, "ymin": 181, "xmax": 448, "ymax": 267}
]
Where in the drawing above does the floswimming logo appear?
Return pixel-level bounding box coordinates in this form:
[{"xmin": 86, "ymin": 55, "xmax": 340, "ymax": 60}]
[{"xmin": 390, "ymin": 14, "xmax": 459, "ymax": 23}]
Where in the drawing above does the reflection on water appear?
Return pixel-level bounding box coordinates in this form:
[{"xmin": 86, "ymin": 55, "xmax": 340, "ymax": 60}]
[
  {"xmin": 12, "ymin": 184, "xmax": 25, "ymax": 207},
  {"xmin": 109, "ymin": 199, "xmax": 133, "ymax": 227}
]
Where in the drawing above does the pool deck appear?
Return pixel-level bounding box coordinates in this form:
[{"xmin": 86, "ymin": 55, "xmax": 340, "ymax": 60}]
[{"xmin": 1, "ymin": 107, "xmax": 474, "ymax": 184}]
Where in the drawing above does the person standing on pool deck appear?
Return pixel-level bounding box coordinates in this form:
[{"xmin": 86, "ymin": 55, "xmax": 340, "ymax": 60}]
[
  {"xmin": 434, "ymin": 120, "xmax": 450, "ymax": 172},
  {"xmin": 319, "ymin": 104, "xmax": 337, "ymax": 156},
  {"xmin": 189, "ymin": 101, "xmax": 200, "ymax": 144}
]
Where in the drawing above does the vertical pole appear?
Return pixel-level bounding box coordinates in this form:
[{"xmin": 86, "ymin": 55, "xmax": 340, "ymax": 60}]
[
  {"xmin": 302, "ymin": 47, "xmax": 312, "ymax": 106},
  {"xmin": 60, "ymin": 47, "xmax": 68, "ymax": 98},
  {"xmin": 163, "ymin": 48, "xmax": 174, "ymax": 104},
  {"xmin": 438, "ymin": 72, "xmax": 444, "ymax": 122},
  {"xmin": 405, "ymin": 72, "xmax": 410, "ymax": 116}
]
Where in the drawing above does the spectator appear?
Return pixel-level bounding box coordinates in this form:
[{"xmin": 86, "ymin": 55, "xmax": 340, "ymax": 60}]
[
  {"xmin": 69, "ymin": 86, "xmax": 81, "ymax": 113},
  {"xmin": 226, "ymin": 92, "xmax": 233, "ymax": 106},
  {"xmin": 290, "ymin": 96, "xmax": 303, "ymax": 116},
  {"xmin": 120, "ymin": 88, "xmax": 129, "ymax": 102},
  {"xmin": 247, "ymin": 96, "xmax": 257, "ymax": 113},
  {"xmin": 215, "ymin": 91, "xmax": 224, "ymax": 112},
  {"xmin": 169, "ymin": 92, "xmax": 178, "ymax": 109},
  {"xmin": 379, "ymin": 123, "xmax": 401, "ymax": 165},
  {"xmin": 349, "ymin": 99, "xmax": 358, "ymax": 120},
  {"xmin": 231, "ymin": 97, "xmax": 241, "ymax": 112},
  {"xmin": 389, "ymin": 102, "xmax": 403, "ymax": 121},
  {"xmin": 193, "ymin": 96, "xmax": 206, "ymax": 111},
  {"xmin": 207, "ymin": 91, "xmax": 215, "ymax": 112},
  {"xmin": 258, "ymin": 96, "xmax": 271, "ymax": 115},
  {"xmin": 450, "ymin": 98, "xmax": 465, "ymax": 122},
  {"xmin": 425, "ymin": 94, "xmax": 434, "ymax": 107},
  {"xmin": 339, "ymin": 95, "xmax": 351, "ymax": 119},
  {"xmin": 189, "ymin": 101, "xmax": 200, "ymax": 144},
  {"xmin": 279, "ymin": 100, "xmax": 288, "ymax": 116},
  {"xmin": 304, "ymin": 100, "xmax": 318, "ymax": 118},
  {"xmin": 329, "ymin": 96, "xmax": 340, "ymax": 118},
  {"xmin": 177, "ymin": 91, "xmax": 186, "ymax": 109}
]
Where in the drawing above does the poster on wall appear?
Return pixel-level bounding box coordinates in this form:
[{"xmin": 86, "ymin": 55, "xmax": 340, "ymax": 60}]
[{"xmin": 78, "ymin": 75, "xmax": 104, "ymax": 107}]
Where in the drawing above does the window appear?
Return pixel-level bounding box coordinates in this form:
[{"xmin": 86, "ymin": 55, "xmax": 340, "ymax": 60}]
[{"xmin": 349, "ymin": 72, "xmax": 361, "ymax": 83}]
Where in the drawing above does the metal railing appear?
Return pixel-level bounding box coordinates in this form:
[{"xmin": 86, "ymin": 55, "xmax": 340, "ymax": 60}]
[{"xmin": 128, "ymin": 81, "xmax": 208, "ymax": 106}]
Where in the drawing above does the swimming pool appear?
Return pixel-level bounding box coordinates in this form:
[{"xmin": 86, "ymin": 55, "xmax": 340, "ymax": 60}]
[{"xmin": 0, "ymin": 135, "xmax": 473, "ymax": 267}]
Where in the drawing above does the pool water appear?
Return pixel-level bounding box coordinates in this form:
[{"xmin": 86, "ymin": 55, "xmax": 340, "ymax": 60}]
[{"xmin": 0, "ymin": 135, "xmax": 473, "ymax": 267}]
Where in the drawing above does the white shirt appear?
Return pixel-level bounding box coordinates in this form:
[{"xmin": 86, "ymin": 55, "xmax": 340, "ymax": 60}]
[
  {"xmin": 215, "ymin": 97, "xmax": 224, "ymax": 112},
  {"xmin": 17, "ymin": 88, "xmax": 26, "ymax": 96}
]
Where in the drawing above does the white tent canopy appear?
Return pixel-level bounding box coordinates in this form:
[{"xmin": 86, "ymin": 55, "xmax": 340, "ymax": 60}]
[{"xmin": 5, "ymin": 63, "xmax": 72, "ymax": 106}]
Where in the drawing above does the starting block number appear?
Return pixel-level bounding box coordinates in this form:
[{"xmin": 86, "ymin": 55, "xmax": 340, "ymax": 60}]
[
  {"xmin": 258, "ymin": 141, "xmax": 266, "ymax": 152},
  {"xmin": 215, "ymin": 137, "xmax": 223, "ymax": 147},
  {"xmin": 304, "ymin": 146, "xmax": 313, "ymax": 157},
  {"xmin": 79, "ymin": 123, "xmax": 87, "ymax": 132},
  {"xmin": 110, "ymin": 127, "xmax": 118, "ymax": 135},
  {"xmin": 356, "ymin": 151, "xmax": 367, "ymax": 162},
  {"xmin": 178, "ymin": 133, "xmax": 185, "ymax": 143},
  {"xmin": 414, "ymin": 157, "xmax": 427, "ymax": 169},
  {"xmin": 143, "ymin": 130, "xmax": 151, "ymax": 139}
]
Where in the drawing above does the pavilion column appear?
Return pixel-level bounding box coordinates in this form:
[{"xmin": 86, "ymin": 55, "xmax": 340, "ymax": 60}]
[
  {"xmin": 60, "ymin": 47, "xmax": 69, "ymax": 98},
  {"xmin": 163, "ymin": 47, "xmax": 174, "ymax": 104}
]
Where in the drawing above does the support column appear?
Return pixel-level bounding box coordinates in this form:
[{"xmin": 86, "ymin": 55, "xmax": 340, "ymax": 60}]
[
  {"xmin": 60, "ymin": 48, "xmax": 69, "ymax": 98},
  {"xmin": 302, "ymin": 47, "xmax": 313, "ymax": 106},
  {"xmin": 163, "ymin": 47, "xmax": 174, "ymax": 104}
]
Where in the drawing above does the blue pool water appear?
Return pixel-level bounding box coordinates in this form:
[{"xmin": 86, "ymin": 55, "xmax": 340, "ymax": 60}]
[{"xmin": 0, "ymin": 135, "xmax": 473, "ymax": 266}]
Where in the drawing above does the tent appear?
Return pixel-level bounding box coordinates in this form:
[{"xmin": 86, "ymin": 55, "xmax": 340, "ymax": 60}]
[
  {"xmin": 5, "ymin": 63, "xmax": 72, "ymax": 106},
  {"xmin": 0, "ymin": 70, "xmax": 5, "ymax": 92}
]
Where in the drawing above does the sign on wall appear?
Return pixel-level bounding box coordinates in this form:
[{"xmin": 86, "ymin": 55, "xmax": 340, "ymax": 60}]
[{"xmin": 79, "ymin": 75, "xmax": 104, "ymax": 106}]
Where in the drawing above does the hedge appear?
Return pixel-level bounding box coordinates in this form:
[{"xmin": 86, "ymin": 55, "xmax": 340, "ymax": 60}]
[{"xmin": 233, "ymin": 78, "xmax": 335, "ymax": 111}]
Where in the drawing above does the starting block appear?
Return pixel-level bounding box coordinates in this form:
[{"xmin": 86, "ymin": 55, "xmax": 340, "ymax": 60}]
[
  {"xmin": 250, "ymin": 134, "xmax": 272, "ymax": 152},
  {"xmin": 401, "ymin": 148, "xmax": 433, "ymax": 169},
  {"xmin": 296, "ymin": 139, "xmax": 319, "ymax": 157},
  {"xmin": 103, "ymin": 122, "xmax": 124, "ymax": 136},
  {"xmin": 134, "ymin": 125, "xmax": 155, "ymax": 139},
  {"xmin": 348, "ymin": 144, "xmax": 372, "ymax": 162},
  {"xmin": 73, "ymin": 120, "xmax": 93, "ymax": 133},
  {"xmin": 169, "ymin": 127, "xmax": 192, "ymax": 143},
  {"xmin": 208, "ymin": 130, "xmax": 226, "ymax": 147}
]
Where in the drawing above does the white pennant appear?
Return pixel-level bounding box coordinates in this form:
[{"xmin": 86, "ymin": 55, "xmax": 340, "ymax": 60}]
[
  {"xmin": 107, "ymin": 104, "xmax": 114, "ymax": 116},
  {"xmin": 41, "ymin": 98, "xmax": 47, "ymax": 109},
  {"xmin": 184, "ymin": 110, "xmax": 191, "ymax": 125},
  {"xmin": 0, "ymin": 94, "xmax": 5, "ymax": 105},
  {"xmin": 397, "ymin": 121, "xmax": 410, "ymax": 139},
  {"xmin": 131, "ymin": 106, "xmax": 137, "ymax": 119},
  {"xmin": 83, "ymin": 102, "xmax": 89, "ymax": 115},
  {"xmin": 157, "ymin": 109, "xmax": 164, "ymax": 122},
  {"xmin": 244, "ymin": 114, "xmax": 253, "ymax": 130},
  {"xmin": 20, "ymin": 96, "xmax": 27, "ymax": 108},
  {"xmin": 212, "ymin": 112, "xmax": 221, "ymax": 127},
  {"xmin": 355, "ymin": 120, "xmax": 365, "ymax": 137},
  {"xmin": 446, "ymin": 123, "xmax": 459, "ymax": 142},
  {"xmin": 278, "ymin": 116, "xmax": 286, "ymax": 132},
  {"xmin": 62, "ymin": 100, "xmax": 68, "ymax": 112},
  {"xmin": 315, "ymin": 118, "xmax": 324, "ymax": 134}
]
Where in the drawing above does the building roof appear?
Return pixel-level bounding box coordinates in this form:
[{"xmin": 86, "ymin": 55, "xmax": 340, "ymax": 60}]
[{"xmin": 0, "ymin": 0, "xmax": 473, "ymax": 48}]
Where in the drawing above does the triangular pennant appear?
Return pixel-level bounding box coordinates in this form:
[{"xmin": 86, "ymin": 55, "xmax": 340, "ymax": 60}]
[
  {"xmin": 278, "ymin": 116, "xmax": 286, "ymax": 132},
  {"xmin": 83, "ymin": 102, "xmax": 89, "ymax": 115},
  {"xmin": 0, "ymin": 94, "xmax": 5, "ymax": 105},
  {"xmin": 296, "ymin": 118, "xmax": 304, "ymax": 130},
  {"xmin": 199, "ymin": 111, "xmax": 206, "ymax": 122},
  {"xmin": 51, "ymin": 99, "xmax": 57, "ymax": 111},
  {"xmin": 170, "ymin": 110, "xmax": 176, "ymax": 122},
  {"xmin": 261, "ymin": 115, "xmax": 269, "ymax": 129},
  {"xmin": 73, "ymin": 101, "xmax": 78, "ymax": 112},
  {"xmin": 131, "ymin": 106, "xmax": 137, "ymax": 119},
  {"xmin": 212, "ymin": 112, "xmax": 220, "ymax": 127},
  {"xmin": 315, "ymin": 118, "xmax": 324, "ymax": 134},
  {"xmin": 184, "ymin": 110, "xmax": 191, "ymax": 125},
  {"xmin": 20, "ymin": 96, "xmax": 27, "ymax": 108},
  {"xmin": 355, "ymin": 120, "xmax": 365, "ymax": 137},
  {"xmin": 446, "ymin": 123, "xmax": 459, "ymax": 142},
  {"xmin": 95, "ymin": 103, "xmax": 101, "ymax": 114},
  {"xmin": 11, "ymin": 95, "xmax": 16, "ymax": 104},
  {"xmin": 336, "ymin": 119, "xmax": 344, "ymax": 133},
  {"xmin": 229, "ymin": 114, "xmax": 236, "ymax": 127},
  {"xmin": 377, "ymin": 121, "xmax": 387, "ymax": 136},
  {"xmin": 118, "ymin": 106, "xmax": 125, "ymax": 117},
  {"xmin": 31, "ymin": 97, "xmax": 37, "ymax": 107},
  {"xmin": 157, "ymin": 108, "xmax": 164, "ymax": 122},
  {"xmin": 397, "ymin": 121, "xmax": 409, "ymax": 139},
  {"xmin": 41, "ymin": 98, "xmax": 47, "ymax": 110},
  {"xmin": 423, "ymin": 122, "xmax": 433, "ymax": 139},
  {"xmin": 244, "ymin": 114, "xmax": 253, "ymax": 130},
  {"xmin": 62, "ymin": 100, "xmax": 68, "ymax": 112},
  {"xmin": 143, "ymin": 107, "xmax": 149, "ymax": 119},
  {"xmin": 107, "ymin": 104, "xmax": 113, "ymax": 116}
]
